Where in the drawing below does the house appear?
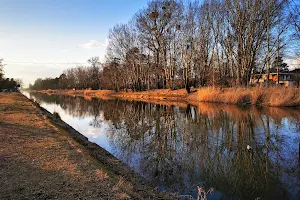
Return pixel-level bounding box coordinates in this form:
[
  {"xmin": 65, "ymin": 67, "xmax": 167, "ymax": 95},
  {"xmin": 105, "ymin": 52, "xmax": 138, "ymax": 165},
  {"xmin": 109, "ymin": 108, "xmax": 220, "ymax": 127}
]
[{"xmin": 250, "ymin": 69, "xmax": 300, "ymax": 86}]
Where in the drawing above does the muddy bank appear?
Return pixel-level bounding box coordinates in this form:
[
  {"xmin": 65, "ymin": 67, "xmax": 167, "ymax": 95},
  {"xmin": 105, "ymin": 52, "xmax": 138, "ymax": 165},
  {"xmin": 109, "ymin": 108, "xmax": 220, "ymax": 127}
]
[{"xmin": 0, "ymin": 93, "xmax": 175, "ymax": 199}]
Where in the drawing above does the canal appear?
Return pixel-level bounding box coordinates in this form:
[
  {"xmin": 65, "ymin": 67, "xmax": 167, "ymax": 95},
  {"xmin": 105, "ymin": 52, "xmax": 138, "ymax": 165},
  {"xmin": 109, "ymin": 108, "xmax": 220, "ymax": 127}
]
[{"xmin": 24, "ymin": 92, "xmax": 300, "ymax": 200}]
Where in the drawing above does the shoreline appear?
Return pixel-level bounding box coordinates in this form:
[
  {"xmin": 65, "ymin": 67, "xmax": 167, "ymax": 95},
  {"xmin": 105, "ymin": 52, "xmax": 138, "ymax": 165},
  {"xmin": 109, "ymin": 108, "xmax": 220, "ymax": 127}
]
[
  {"xmin": 0, "ymin": 92, "xmax": 175, "ymax": 199},
  {"xmin": 21, "ymin": 91, "xmax": 300, "ymax": 200},
  {"xmin": 30, "ymin": 86, "xmax": 300, "ymax": 108}
]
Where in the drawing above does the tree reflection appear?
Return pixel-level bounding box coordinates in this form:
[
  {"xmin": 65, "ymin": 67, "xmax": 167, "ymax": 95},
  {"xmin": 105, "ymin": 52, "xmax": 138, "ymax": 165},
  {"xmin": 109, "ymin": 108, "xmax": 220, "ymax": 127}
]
[{"xmin": 29, "ymin": 92, "xmax": 300, "ymax": 200}]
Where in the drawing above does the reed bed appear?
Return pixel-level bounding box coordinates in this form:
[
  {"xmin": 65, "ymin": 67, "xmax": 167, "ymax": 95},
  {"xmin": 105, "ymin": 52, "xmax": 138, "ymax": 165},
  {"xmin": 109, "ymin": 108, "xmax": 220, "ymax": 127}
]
[
  {"xmin": 196, "ymin": 86, "xmax": 300, "ymax": 107},
  {"xmin": 42, "ymin": 86, "xmax": 300, "ymax": 107}
]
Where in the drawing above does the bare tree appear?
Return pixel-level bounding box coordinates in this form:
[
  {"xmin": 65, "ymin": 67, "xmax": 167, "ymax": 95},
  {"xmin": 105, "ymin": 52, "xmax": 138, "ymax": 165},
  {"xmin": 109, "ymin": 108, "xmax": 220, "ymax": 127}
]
[
  {"xmin": 32, "ymin": 0, "xmax": 293, "ymax": 91},
  {"xmin": 88, "ymin": 57, "xmax": 101, "ymax": 89},
  {"xmin": 136, "ymin": 0, "xmax": 183, "ymax": 89},
  {"xmin": 0, "ymin": 58, "xmax": 4, "ymax": 81}
]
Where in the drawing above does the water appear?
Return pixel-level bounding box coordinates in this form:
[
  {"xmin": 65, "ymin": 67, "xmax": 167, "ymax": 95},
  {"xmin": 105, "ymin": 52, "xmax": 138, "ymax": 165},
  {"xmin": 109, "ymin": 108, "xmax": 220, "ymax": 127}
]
[{"xmin": 23, "ymin": 92, "xmax": 300, "ymax": 200}]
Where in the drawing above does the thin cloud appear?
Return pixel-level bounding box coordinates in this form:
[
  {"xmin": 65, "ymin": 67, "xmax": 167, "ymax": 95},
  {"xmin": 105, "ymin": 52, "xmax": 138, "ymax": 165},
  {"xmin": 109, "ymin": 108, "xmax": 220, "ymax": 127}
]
[{"xmin": 80, "ymin": 39, "xmax": 109, "ymax": 49}]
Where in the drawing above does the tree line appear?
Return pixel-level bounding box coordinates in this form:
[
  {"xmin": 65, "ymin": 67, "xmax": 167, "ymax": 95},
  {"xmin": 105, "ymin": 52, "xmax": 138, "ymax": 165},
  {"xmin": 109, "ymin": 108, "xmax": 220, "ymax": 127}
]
[
  {"xmin": 29, "ymin": 57, "xmax": 102, "ymax": 90},
  {"xmin": 0, "ymin": 59, "xmax": 21, "ymax": 91},
  {"xmin": 30, "ymin": 0, "xmax": 300, "ymax": 92}
]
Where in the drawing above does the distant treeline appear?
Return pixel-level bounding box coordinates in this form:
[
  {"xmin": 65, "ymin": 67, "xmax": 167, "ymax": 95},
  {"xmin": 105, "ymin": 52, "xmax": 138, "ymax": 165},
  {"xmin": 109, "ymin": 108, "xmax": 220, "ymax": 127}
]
[
  {"xmin": 30, "ymin": 0, "xmax": 300, "ymax": 92},
  {"xmin": 0, "ymin": 59, "xmax": 21, "ymax": 91},
  {"xmin": 29, "ymin": 57, "xmax": 101, "ymax": 90}
]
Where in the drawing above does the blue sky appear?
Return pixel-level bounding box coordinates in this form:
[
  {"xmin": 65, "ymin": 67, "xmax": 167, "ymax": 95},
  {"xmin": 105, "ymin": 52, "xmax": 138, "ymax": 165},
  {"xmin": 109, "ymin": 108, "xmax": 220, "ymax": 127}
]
[{"xmin": 0, "ymin": 0, "xmax": 148, "ymax": 86}]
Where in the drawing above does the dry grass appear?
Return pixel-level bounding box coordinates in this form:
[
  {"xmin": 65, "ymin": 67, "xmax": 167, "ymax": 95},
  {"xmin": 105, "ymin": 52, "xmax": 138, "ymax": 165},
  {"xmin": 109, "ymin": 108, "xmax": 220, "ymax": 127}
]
[
  {"xmin": 32, "ymin": 89, "xmax": 85, "ymax": 97},
  {"xmin": 95, "ymin": 169, "xmax": 109, "ymax": 180},
  {"xmin": 84, "ymin": 88, "xmax": 196, "ymax": 103},
  {"xmin": 112, "ymin": 176, "xmax": 133, "ymax": 192},
  {"xmin": 195, "ymin": 86, "xmax": 300, "ymax": 107},
  {"xmin": 35, "ymin": 86, "xmax": 300, "ymax": 107},
  {"xmin": 116, "ymin": 192, "xmax": 130, "ymax": 200},
  {"xmin": 115, "ymin": 88, "xmax": 190, "ymax": 101},
  {"xmin": 263, "ymin": 87, "xmax": 300, "ymax": 106},
  {"xmin": 84, "ymin": 89, "xmax": 116, "ymax": 99},
  {"xmin": 0, "ymin": 93, "xmax": 175, "ymax": 200}
]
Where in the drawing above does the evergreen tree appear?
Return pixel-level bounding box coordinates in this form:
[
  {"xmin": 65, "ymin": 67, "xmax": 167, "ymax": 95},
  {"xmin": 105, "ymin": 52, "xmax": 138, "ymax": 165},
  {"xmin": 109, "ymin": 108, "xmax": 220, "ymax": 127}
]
[{"xmin": 271, "ymin": 56, "xmax": 289, "ymax": 72}]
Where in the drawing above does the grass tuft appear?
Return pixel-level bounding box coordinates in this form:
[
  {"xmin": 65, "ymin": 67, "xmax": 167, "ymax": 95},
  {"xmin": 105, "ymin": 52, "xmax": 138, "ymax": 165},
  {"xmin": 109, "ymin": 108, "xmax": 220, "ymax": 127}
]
[{"xmin": 95, "ymin": 169, "xmax": 109, "ymax": 180}]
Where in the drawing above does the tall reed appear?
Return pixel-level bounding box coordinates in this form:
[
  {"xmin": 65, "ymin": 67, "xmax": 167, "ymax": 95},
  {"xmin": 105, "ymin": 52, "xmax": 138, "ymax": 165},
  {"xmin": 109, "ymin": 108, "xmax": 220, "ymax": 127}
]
[{"xmin": 196, "ymin": 86, "xmax": 300, "ymax": 107}]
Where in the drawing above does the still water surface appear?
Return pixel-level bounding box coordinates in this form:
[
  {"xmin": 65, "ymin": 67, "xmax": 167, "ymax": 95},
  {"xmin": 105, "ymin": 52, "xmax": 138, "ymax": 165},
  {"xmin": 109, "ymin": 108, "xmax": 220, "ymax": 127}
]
[{"xmin": 24, "ymin": 92, "xmax": 299, "ymax": 200}]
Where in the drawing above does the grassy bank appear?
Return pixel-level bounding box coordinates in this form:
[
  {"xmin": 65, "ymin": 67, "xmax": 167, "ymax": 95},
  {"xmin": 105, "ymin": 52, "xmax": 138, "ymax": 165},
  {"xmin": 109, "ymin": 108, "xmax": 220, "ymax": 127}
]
[
  {"xmin": 0, "ymin": 93, "xmax": 174, "ymax": 199},
  {"xmin": 33, "ymin": 86, "xmax": 300, "ymax": 107},
  {"xmin": 36, "ymin": 89, "xmax": 85, "ymax": 96},
  {"xmin": 83, "ymin": 87, "xmax": 300, "ymax": 107},
  {"xmin": 194, "ymin": 87, "xmax": 300, "ymax": 107}
]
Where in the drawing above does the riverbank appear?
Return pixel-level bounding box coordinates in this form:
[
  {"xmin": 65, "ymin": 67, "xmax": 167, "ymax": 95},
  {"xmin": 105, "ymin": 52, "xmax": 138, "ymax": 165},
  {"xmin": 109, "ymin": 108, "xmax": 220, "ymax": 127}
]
[
  {"xmin": 38, "ymin": 89, "xmax": 85, "ymax": 97},
  {"xmin": 35, "ymin": 86, "xmax": 300, "ymax": 107},
  {"xmin": 85, "ymin": 87, "xmax": 300, "ymax": 107},
  {"xmin": 0, "ymin": 93, "xmax": 175, "ymax": 199}
]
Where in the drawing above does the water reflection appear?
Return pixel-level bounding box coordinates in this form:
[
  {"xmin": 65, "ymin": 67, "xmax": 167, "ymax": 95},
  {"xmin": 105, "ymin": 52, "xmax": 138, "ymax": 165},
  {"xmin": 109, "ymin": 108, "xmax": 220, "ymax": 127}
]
[{"xmin": 25, "ymin": 92, "xmax": 300, "ymax": 200}]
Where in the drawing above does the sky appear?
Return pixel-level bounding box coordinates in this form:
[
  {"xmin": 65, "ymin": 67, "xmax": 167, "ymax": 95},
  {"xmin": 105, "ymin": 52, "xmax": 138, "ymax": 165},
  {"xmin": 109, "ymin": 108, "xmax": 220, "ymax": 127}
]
[{"xmin": 0, "ymin": 0, "xmax": 148, "ymax": 87}]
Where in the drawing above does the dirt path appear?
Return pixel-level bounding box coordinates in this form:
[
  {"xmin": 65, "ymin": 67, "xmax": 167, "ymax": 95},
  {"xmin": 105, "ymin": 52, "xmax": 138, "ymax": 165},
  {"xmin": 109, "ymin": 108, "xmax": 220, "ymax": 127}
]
[{"xmin": 0, "ymin": 93, "xmax": 175, "ymax": 200}]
